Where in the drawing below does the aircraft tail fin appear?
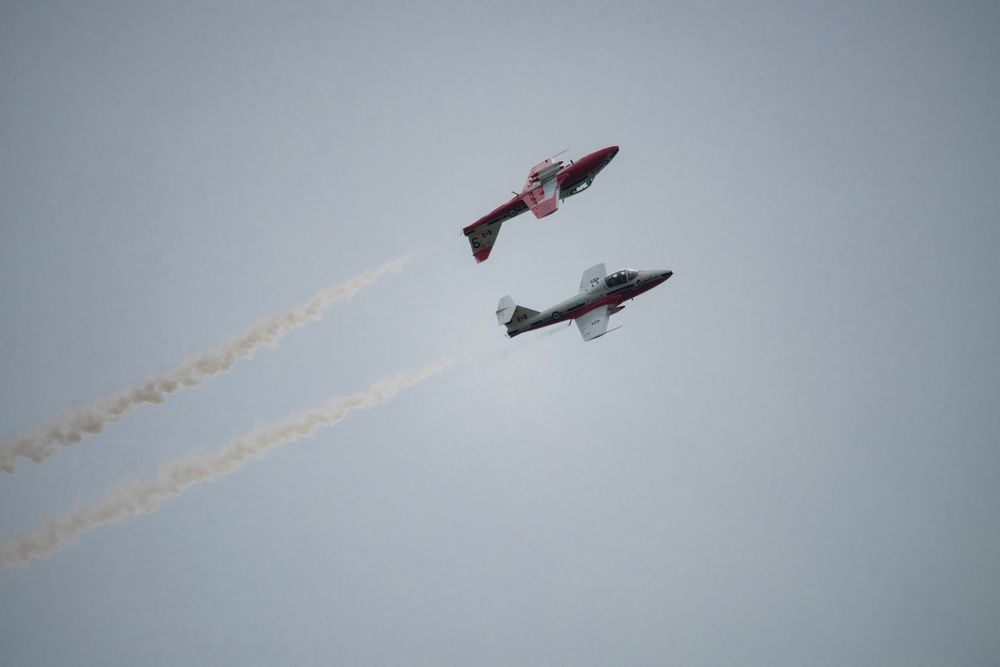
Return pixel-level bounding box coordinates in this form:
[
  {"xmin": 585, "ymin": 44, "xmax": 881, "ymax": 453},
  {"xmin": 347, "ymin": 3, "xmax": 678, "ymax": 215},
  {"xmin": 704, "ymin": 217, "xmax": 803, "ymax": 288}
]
[
  {"xmin": 496, "ymin": 296, "xmax": 516, "ymax": 325},
  {"xmin": 496, "ymin": 296, "xmax": 539, "ymax": 331},
  {"xmin": 464, "ymin": 220, "xmax": 504, "ymax": 263}
]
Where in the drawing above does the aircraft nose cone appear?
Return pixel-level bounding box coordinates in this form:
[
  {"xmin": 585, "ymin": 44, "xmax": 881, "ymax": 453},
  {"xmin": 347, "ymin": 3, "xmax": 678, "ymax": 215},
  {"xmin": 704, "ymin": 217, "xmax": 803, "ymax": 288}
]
[{"xmin": 591, "ymin": 146, "xmax": 619, "ymax": 164}]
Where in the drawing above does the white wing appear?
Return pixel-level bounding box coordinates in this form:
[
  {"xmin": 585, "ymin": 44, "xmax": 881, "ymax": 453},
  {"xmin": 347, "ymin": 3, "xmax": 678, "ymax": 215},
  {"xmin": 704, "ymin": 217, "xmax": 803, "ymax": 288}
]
[
  {"xmin": 575, "ymin": 306, "xmax": 611, "ymax": 341},
  {"xmin": 578, "ymin": 263, "xmax": 606, "ymax": 293}
]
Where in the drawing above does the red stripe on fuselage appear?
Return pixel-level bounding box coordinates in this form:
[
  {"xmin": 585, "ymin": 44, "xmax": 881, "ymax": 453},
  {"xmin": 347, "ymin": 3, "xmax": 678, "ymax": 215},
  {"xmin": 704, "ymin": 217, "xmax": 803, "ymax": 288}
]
[
  {"xmin": 510, "ymin": 273, "xmax": 667, "ymax": 337},
  {"xmin": 465, "ymin": 146, "xmax": 617, "ymax": 236}
]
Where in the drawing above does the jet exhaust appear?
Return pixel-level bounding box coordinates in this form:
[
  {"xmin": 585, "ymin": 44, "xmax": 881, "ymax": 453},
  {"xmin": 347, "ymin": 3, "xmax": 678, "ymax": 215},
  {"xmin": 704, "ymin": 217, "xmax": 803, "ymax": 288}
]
[
  {"xmin": 0, "ymin": 359, "xmax": 450, "ymax": 570},
  {"xmin": 0, "ymin": 256, "xmax": 410, "ymax": 475}
]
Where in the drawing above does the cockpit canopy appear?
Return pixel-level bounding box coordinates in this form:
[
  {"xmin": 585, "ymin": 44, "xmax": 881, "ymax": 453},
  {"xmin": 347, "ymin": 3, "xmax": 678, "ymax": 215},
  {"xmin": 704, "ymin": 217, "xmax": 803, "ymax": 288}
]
[{"xmin": 604, "ymin": 269, "xmax": 638, "ymax": 288}]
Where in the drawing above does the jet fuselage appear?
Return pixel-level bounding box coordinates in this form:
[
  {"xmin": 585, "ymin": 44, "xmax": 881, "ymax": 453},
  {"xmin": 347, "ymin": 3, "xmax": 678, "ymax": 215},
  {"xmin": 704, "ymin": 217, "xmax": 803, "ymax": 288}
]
[
  {"xmin": 462, "ymin": 146, "xmax": 620, "ymax": 262},
  {"xmin": 557, "ymin": 145, "xmax": 619, "ymax": 198},
  {"xmin": 506, "ymin": 268, "xmax": 672, "ymax": 338}
]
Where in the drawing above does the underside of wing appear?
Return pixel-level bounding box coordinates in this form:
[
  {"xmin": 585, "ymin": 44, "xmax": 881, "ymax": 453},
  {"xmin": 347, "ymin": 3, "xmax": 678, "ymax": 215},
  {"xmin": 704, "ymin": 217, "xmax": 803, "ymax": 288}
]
[
  {"xmin": 463, "ymin": 197, "xmax": 529, "ymax": 263},
  {"xmin": 521, "ymin": 157, "xmax": 563, "ymax": 219},
  {"xmin": 522, "ymin": 177, "xmax": 560, "ymax": 219},
  {"xmin": 575, "ymin": 306, "xmax": 611, "ymax": 342}
]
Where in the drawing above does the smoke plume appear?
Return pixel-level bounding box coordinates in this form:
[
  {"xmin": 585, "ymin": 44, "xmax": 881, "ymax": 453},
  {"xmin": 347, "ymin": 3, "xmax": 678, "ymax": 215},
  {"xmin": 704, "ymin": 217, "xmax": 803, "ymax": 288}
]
[
  {"xmin": 0, "ymin": 359, "xmax": 450, "ymax": 570},
  {"xmin": 0, "ymin": 255, "xmax": 409, "ymax": 474}
]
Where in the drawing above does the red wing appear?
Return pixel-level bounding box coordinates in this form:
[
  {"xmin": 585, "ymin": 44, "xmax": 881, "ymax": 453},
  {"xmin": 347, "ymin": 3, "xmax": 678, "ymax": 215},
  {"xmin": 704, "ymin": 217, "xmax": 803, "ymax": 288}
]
[
  {"xmin": 462, "ymin": 196, "xmax": 529, "ymax": 263},
  {"xmin": 522, "ymin": 181, "xmax": 560, "ymax": 219},
  {"xmin": 523, "ymin": 157, "xmax": 563, "ymax": 191},
  {"xmin": 521, "ymin": 157, "xmax": 563, "ymax": 219}
]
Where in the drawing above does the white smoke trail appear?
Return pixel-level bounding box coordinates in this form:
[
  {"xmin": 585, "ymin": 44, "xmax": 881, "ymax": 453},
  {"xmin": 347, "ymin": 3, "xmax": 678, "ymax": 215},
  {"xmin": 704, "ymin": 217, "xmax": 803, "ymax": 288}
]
[
  {"xmin": 0, "ymin": 255, "xmax": 410, "ymax": 475},
  {"xmin": 0, "ymin": 359, "xmax": 450, "ymax": 570}
]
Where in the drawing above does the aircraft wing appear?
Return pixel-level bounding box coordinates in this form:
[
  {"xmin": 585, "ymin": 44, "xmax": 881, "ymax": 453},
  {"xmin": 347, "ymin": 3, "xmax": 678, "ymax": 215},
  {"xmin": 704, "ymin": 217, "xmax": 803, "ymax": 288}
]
[
  {"xmin": 462, "ymin": 196, "xmax": 529, "ymax": 263},
  {"xmin": 522, "ymin": 178, "xmax": 560, "ymax": 219},
  {"xmin": 521, "ymin": 157, "xmax": 563, "ymax": 219},
  {"xmin": 579, "ymin": 263, "xmax": 607, "ymax": 293},
  {"xmin": 576, "ymin": 306, "xmax": 611, "ymax": 341}
]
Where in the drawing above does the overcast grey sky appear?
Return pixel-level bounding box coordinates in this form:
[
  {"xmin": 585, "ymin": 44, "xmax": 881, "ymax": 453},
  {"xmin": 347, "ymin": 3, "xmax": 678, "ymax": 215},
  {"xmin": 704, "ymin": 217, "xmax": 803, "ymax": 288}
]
[{"xmin": 2, "ymin": 1, "xmax": 999, "ymax": 665}]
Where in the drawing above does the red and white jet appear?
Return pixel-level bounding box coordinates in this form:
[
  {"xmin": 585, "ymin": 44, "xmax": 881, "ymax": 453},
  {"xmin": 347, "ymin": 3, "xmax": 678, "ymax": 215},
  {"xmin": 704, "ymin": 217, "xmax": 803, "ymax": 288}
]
[
  {"xmin": 496, "ymin": 263, "xmax": 673, "ymax": 342},
  {"xmin": 462, "ymin": 145, "xmax": 620, "ymax": 262}
]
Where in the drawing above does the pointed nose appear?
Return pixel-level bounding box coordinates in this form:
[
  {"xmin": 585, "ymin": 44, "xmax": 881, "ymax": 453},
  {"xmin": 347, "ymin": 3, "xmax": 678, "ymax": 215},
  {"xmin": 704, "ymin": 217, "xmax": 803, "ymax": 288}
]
[{"xmin": 637, "ymin": 269, "xmax": 673, "ymax": 287}]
